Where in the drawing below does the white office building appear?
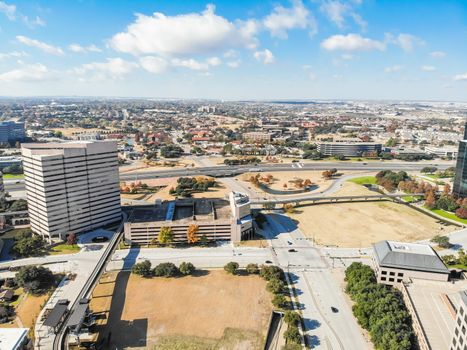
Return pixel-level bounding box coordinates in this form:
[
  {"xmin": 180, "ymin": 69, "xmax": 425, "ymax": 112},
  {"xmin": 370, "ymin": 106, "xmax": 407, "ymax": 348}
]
[{"xmin": 21, "ymin": 141, "xmax": 121, "ymax": 241}]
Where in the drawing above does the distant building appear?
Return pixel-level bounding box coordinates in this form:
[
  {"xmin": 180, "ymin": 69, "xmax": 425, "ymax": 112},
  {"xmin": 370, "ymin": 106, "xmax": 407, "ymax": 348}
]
[
  {"xmin": 453, "ymin": 123, "xmax": 467, "ymax": 197},
  {"xmin": 0, "ymin": 156, "xmax": 22, "ymax": 170},
  {"xmin": 21, "ymin": 141, "xmax": 121, "ymax": 241},
  {"xmin": 317, "ymin": 141, "xmax": 382, "ymax": 157},
  {"xmin": 242, "ymin": 132, "xmax": 272, "ymax": 143},
  {"xmin": 425, "ymin": 146, "xmax": 458, "ymax": 159},
  {"xmin": 0, "ymin": 121, "xmax": 25, "ymax": 143},
  {"xmin": 372, "ymin": 240, "xmax": 450, "ymax": 286},
  {"xmin": 77, "ymin": 133, "xmax": 102, "ymax": 141},
  {"xmin": 124, "ymin": 192, "xmax": 253, "ymax": 244}
]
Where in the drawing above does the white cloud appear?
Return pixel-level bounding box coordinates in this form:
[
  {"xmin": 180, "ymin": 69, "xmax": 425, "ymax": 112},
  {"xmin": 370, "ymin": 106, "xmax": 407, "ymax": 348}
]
[
  {"xmin": 69, "ymin": 44, "xmax": 102, "ymax": 53},
  {"xmin": 263, "ymin": 0, "xmax": 316, "ymax": 39},
  {"xmin": 0, "ymin": 63, "xmax": 50, "ymax": 82},
  {"xmin": 253, "ymin": 49, "xmax": 275, "ymax": 64},
  {"xmin": 0, "ymin": 1, "xmax": 16, "ymax": 20},
  {"xmin": 110, "ymin": 4, "xmax": 258, "ymax": 56},
  {"xmin": 223, "ymin": 49, "xmax": 238, "ymax": 58},
  {"xmin": 384, "ymin": 65, "xmax": 404, "ymax": 73},
  {"xmin": 320, "ymin": 1, "xmax": 367, "ymax": 31},
  {"xmin": 387, "ymin": 33, "xmax": 424, "ymax": 52},
  {"xmin": 454, "ymin": 73, "xmax": 467, "ymax": 81},
  {"xmin": 0, "ymin": 51, "xmax": 27, "ymax": 60},
  {"xmin": 226, "ymin": 60, "xmax": 241, "ymax": 68},
  {"xmin": 421, "ymin": 65, "xmax": 436, "ymax": 72},
  {"xmin": 171, "ymin": 58, "xmax": 209, "ymax": 71},
  {"xmin": 139, "ymin": 56, "xmax": 169, "ymax": 74},
  {"xmin": 320, "ymin": 1, "xmax": 347, "ymax": 28},
  {"xmin": 74, "ymin": 58, "xmax": 138, "ymax": 80},
  {"xmin": 430, "ymin": 51, "xmax": 446, "ymax": 58},
  {"xmin": 321, "ymin": 33, "xmax": 385, "ymax": 51},
  {"xmin": 207, "ymin": 56, "xmax": 222, "ymax": 66},
  {"xmin": 16, "ymin": 35, "xmax": 64, "ymax": 55}
]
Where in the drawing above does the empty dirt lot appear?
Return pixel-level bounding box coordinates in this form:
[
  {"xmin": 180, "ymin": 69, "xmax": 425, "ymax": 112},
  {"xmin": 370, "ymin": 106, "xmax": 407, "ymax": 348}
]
[
  {"xmin": 91, "ymin": 270, "xmax": 272, "ymax": 350},
  {"xmin": 288, "ymin": 182, "xmax": 457, "ymax": 248}
]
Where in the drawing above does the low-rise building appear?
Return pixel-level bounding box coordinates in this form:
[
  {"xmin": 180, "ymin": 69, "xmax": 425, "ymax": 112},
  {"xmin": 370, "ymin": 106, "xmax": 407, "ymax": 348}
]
[
  {"xmin": 425, "ymin": 146, "xmax": 458, "ymax": 159},
  {"xmin": 124, "ymin": 192, "xmax": 253, "ymax": 244},
  {"xmin": 317, "ymin": 141, "xmax": 382, "ymax": 157},
  {"xmin": 372, "ymin": 240, "xmax": 450, "ymax": 286},
  {"xmin": 0, "ymin": 328, "xmax": 30, "ymax": 350},
  {"xmin": 242, "ymin": 132, "xmax": 272, "ymax": 143}
]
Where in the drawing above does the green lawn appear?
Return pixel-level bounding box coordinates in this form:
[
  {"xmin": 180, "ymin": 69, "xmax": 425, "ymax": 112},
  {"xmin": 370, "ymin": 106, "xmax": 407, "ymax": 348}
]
[
  {"xmin": 348, "ymin": 176, "xmax": 377, "ymax": 185},
  {"xmin": 428, "ymin": 208, "xmax": 467, "ymax": 225},
  {"xmin": 402, "ymin": 196, "xmax": 423, "ymax": 203},
  {"xmin": 2, "ymin": 174, "xmax": 24, "ymax": 179},
  {"xmin": 447, "ymin": 264, "xmax": 467, "ymax": 271},
  {"xmin": 423, "ymin": 174, "xmax": 453, "ymax": 180},
  {"xmin": 49, "ymin": 244, "xmax": 81, "ymax": 255}
]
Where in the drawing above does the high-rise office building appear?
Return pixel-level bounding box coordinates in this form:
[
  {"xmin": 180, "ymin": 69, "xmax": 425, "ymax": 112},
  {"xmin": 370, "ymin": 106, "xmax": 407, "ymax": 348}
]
[
  {"xmin": 21, "ymin": 141, "xmax": 121, "ymax": 241},
  {"xmin": 453, "ymin": 123, "xmax": 467, "ymax": 197},
  {"xmin": 0, "ymin": 121, "xmax": 25, "ymax": 143}
]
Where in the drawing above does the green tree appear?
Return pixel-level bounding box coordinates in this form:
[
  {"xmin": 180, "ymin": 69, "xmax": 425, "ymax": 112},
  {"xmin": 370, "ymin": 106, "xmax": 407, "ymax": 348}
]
[
  {"xmin": 267, "ymin": 278, "xmax": 285, "ymax": 294},
  {"xmin": 260, "ymin": 265, "xmax": 284, "ymax": 281},
  {"xmin": 153, "ymin": 262, "xmax": 179, "ymax": 277},
  {"xmin": 272, "ymin": 294, "xmax": 287, "ymax": 309},
  {"xmin": 16, "ymin": 265, "xmax": 54, "ymax": 295},
  {"xmin": 284, "ymin": 325, "xmax": 301, "ymax": 344},
  {"xmin": 224, "ymin": 261, "xmax": 239, "ymax": 275},
  {"xmin": 158, "ymin": 227, "xmax": 174, "ymax": 245},
  {"xmin": 131, "ymin": 260, "xmax": 152, "ymax": 277},
  {"xmin": 199, "ymin": 234, "xmax": 209, "ymax": 246},
  {"xmin": 421, "ymin": 166, "xmax": 437, "ymax": 174},
  {"xmin": 284, "ymin": 311, "xmax": 301, "ymax": 326},
  {"xmin": 245, "ymin": 263, "xmax": 259, "ymax": 275},
  {"xmin": 430, "ymin": 235, "xmax": 452, "ymax": 249},
  {"xmin": 9, "ymin": 199, "xmax": 27, "ymax": 211},
  {"xmin": 179, "ymin": 262, "xmax": 195, "ymax": 275},
  {"xmin": 11, "ymin": 232, "xmax": 47, "ymax": 257}
]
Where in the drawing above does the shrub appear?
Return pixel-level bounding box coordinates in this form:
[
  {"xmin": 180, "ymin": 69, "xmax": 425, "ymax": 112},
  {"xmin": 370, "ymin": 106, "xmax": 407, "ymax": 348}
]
[
  {"xmin": 179, "ymin": 262, "xmax": 195, "ymax": 275},
  {"xmin": 260, "ymin": 265, "xmax": 284, "ymax": 281},
  {"xmin": 131, "ymin": 260, "xmax": 152, "ymax": 277},
  {"xmin": 430, "ymin": 235, "xmax": 452, "ymax": 249},
  {"xmin": 224, "ymin": 261, "xmax": 239, "ymax": 275},
  {"xmin": 245, "ymin": 263, "xmax": 259, "ymax": 275},
  {"xmin": 267, "ymin": 278, "xmax": 285, "ymax": 294},
  {"xmin": 153, "ymin": 262, "xmax": 179, "ymax": 277},
  {"xmin": 284, "ymin": 311, "xmax": 301, "ymax": 326},
  {"xmin": 272, "ymin": 294, "xmax": 287, "ymax": 309}
]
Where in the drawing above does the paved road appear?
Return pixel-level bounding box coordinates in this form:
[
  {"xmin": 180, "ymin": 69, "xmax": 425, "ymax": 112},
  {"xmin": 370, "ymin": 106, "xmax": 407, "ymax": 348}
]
[{"xmin": 262, "ymin": 213, "xmax": 370, "ymax": 350}]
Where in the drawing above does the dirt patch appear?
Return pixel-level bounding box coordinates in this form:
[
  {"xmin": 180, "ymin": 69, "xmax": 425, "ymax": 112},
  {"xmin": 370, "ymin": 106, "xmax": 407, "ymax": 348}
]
[
  {"xmin": 289, "ymin": 182, "xmax": 456, "ymax": 248},
  {"xmin": 92, "ymin": 270, "xmax": 272, "ymax": 349}
]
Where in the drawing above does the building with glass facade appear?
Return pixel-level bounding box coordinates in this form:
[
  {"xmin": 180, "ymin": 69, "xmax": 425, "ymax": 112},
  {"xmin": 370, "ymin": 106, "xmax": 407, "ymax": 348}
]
[{"xmin": 453, "ymin": 124, "xmax": 467, "ymax": 197}]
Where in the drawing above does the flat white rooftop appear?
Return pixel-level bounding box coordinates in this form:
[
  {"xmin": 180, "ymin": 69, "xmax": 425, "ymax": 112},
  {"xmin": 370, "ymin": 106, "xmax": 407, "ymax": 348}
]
[
  {"xmin": 387, "ymin": 240, "xmax": 436, "ymax": 256},
  {"xmin": 0, "ymin": 328, "xmax": 28, "ymax": 350},
  {"xmin": 405, "ymin": 279, "xmax": 467, "ymax": 350}
]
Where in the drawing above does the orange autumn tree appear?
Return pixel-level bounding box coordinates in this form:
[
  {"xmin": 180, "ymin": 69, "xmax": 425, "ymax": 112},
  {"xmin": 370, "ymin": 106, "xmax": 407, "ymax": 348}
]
[{"xmin": 187, "ymin": 224, "xmax": 199, "ymax": 243}]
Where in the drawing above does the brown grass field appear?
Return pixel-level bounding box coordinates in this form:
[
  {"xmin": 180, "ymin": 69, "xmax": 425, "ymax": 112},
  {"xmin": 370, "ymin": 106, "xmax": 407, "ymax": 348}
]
[
  {"xmin": 288, "ymin": 182, "xmax": 457, "ymax": 248},
  {"xmin": 91, "ymin": 270, "xmax": 272, "ymax": 350}
]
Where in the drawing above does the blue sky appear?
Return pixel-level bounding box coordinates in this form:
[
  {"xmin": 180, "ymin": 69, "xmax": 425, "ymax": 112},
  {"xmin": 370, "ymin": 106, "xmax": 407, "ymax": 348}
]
[{"xmin": 0, "ymin": 0, "xmax": 466, "ymax": 100}]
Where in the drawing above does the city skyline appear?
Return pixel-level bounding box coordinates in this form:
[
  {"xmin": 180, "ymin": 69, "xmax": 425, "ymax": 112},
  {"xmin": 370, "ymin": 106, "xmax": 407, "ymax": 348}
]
[{"xmin": 0, "ymin": 0, "xmax": 466, "ymax": 101}]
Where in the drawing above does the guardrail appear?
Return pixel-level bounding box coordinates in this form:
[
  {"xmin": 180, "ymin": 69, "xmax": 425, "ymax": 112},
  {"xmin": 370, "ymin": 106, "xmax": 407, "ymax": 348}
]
[{"xmin": 52, "ymin": 214, "xmax": 126, "ymax": 350}]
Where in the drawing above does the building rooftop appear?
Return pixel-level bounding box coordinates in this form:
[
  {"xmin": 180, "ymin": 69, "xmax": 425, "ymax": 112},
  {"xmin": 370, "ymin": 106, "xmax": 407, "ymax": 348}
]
[
  {"xmin": 373, "ymin": 240, "xmax": 449, "ymax": 274},
  {"xmin": 404, "ymin": 279, "xmax": 467, "ymax": 350},
  {"xmin": 128, "ymin": 198, "xmax": 231, "ymax": 224},
  {"xmin": 0, "ymin": 328, "xmax": 29, "ymax": 350}
]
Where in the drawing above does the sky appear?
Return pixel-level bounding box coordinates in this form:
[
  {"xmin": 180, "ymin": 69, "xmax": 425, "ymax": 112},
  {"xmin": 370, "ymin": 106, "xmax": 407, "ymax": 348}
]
[{"xmin": 0, "ymin": 0, "xmax": 466, "ymax": 101}]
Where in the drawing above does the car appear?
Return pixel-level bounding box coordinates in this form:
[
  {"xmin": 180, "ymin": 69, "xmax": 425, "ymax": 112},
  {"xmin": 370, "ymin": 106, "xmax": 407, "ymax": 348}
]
[
  {"xmin": 288, "ymin": 249, "xmax": 297, "ymax": 253},
  {"xmin": 265, "ymin": 260, "xmax": 273, "ymax": 264},
  {"xmin": 331, "ymin": 306, "xmax": 339, "ymax": 313},
  {"xmin": 92, "ymin": 235, "xmax": 109, "ymax": 243},
  {"xmin": 287, "ymin": 241, "xmax": 293, "ymax": 245}
]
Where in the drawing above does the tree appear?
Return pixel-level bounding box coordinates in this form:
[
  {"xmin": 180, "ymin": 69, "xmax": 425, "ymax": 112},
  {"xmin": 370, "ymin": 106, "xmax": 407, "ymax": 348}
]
[
  {"xmin": 421, "ymin": 166, "xmax": 437, "ymax": 174},
  {"xmin": 444, "ymin": 183, "xmax": 452, "ymax": 195},
  {"xmin": 224, "ymin": 261, "xmax": 239, "ymax": 275},
  {"xmin": 425, "ymin": 190, "xmax": 436, "ymax": 209},
  {"xmin": 200, "ymin": 234, "xmax": 209, "ymax": 246},
  {"xmin": 9, "ymin": 199, "xmax": 27, "ymax": 211},
  {"xmin": 260, "ymin": 265, "xmax": 284, "ymax": 281},
  {"xmin": 267, "ymin": 278, "xmax": 285, "ymax": 294},
  {"xmin": 11, "ymin": 232, "xmax": 47, "ymax": 257},
  {"xmin": 158, "ymin": 227, "xmax": 174, "ymax": 245},
  {"xmin": 16, "ymin": 266, "xmax": 54, "ymax": 295},
  {"xmin": 456, "ymin": 207, "xmax": 467, "ymax": 219},
  {"xmin": 153, "ymin": 262, "xmax": 179, "ymax": 277},
  {"xmin": 245, "ymin": 263, "xmax": 259, "ymax": 275},
  {"xmin": 284, "ymin": 311, "xmax": 301, "ymax": 326},
  {"xmin": 131, "ymin": 260, "xmax": 152, "ymax": 277},
  {"xmin": 187, "ymin": 224, "xmax": 199, "ymax": 244},
  {"xmin": 179, "ymin": 262, "xmax": 195, "ymax": 275},
  {"xmin": 67, "ymin": 232, "xmax": 77, "ymax": 246},
  {"xmin": 430, "ymin": 235, "xmax": 452, "ymax": 249},
  {"xmin": 284, "ymin": 325, "xmax": 301, "ymax": 344},
  {"xmin": 272, "ymin": 294, "xmax": 287, "ymax": 308}
]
